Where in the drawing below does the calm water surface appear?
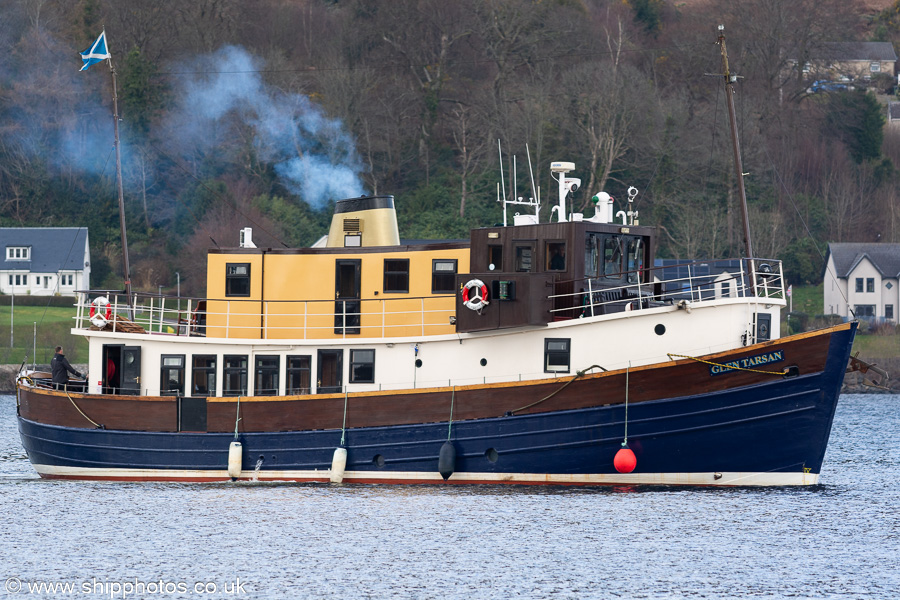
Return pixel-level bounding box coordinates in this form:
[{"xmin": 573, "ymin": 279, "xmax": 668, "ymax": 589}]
[{"xmin": 1, "ymin": 394, "xmax": 898, "ymax": 599}]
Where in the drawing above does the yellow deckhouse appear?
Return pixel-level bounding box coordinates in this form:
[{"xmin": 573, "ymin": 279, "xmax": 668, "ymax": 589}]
[{"xmin": 204, "ymin": 195, "xmax": 469, "ymax": 340}]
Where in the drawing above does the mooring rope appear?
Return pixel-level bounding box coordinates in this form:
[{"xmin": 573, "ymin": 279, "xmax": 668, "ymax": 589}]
[
  {"xmin": 233, "ymin": 396, "xmax": 242, "ymax": 440},
  {"xmin": 447, "ymin": 387, "xmax": 455, "ymax": 441},
  {"xmin": 509, "ymin": 364, "xmax": 606, "ymax": 415},
  {"xmin": 64, "ymin": 388, "xmax": 103, "ymax": 429},
  {"xmin": 340, "ymin": 391, "xmax": 348, "ymax": 447},
  {"xmin": 667, "ymin": 353, "xmax": 786, "ymax": 376},
  {"xmin": 623, "ymin": 363, "xmax": 630, "ymax": 446}
]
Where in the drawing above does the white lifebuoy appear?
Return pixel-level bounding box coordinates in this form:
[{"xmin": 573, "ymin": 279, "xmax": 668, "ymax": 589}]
[
  {"xmin": 462, "ymin": 279, "xmax": 489, "ymax": 311},
  {"xmin": 89, "ymin": 296, "xmax": 112, "ymax": 328}
]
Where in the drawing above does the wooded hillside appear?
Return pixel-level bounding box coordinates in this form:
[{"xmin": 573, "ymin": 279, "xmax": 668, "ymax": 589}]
[{"xmin": 1, "ymin": 0, "xmax": 898, "ymax": 296}]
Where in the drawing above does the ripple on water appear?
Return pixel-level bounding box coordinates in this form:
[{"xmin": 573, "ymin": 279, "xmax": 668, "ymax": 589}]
[{"xmin": 1, "ymin": 394, "xmax": 898, "ymax": 599}]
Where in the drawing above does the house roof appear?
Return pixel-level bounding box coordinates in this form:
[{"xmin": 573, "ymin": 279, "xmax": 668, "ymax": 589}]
[
  {"xmin": 814, "ymin": 41, "xmax": 899, "ymax": 63},
  {"xmin": 0, "ymin": 227, "xmax": 89, "ymax": 272},
  {"xmin": 825, "ymin": 243, "xmax": 900, "ymax": 279},
  {"xmin": 890, "ymin": 102, "xmax": 900, "ymax": 121}
]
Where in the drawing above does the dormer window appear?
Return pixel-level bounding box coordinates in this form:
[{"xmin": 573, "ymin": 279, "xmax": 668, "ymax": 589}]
[{"xmin": 7, "ymin": 246, "xmax": 30, "ymax": 260}]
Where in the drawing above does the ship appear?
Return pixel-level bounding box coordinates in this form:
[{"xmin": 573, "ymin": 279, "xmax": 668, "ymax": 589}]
[{"xmin": 14, "ymin": 27, "xmax": 857, "ymax": 485}]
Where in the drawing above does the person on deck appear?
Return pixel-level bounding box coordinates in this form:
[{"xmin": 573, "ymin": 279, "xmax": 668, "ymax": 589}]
[{"xmin": 51, "ymin": 346, "xmax": 83, "ymax": 390}]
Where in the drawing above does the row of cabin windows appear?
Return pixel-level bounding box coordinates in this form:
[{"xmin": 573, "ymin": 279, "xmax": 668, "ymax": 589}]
[
  {"xmin": 225, "ymin": 259, "xmax": 458, "ymax": 297},
  {"xmin": 7, "ymin": 274, "xmax": 72, "ymax": 286},
  {"xmin": 157, "ymin": 339, "xmax": 571, "ymax": 395},
  {"xmin": 486, "ymin": 235, "xmax": 644, "ymax": 282},
  {"xmin": 159, "ymin": 350, "xmax": 375, "ymax": 396}
]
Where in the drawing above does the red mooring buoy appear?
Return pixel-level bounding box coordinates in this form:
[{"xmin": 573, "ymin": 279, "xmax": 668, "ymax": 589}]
[{"xmin": 614, "ymin": 445, "xmax": 637, "ymax": 473}]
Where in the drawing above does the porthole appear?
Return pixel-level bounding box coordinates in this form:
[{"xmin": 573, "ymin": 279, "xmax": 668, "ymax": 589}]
[
  {"xmin": 373, "ymin": 454, "xmax": 385, "ymax": 468},
  {"xmin": 480, "ymin": 358, "xmax": 487, "ymax": 366},
  {"xmin": 654, "ymin": 324, "xmax": 666, "ymax": 336},
  {"xmin": 415, "ymin": 359, "xmax": 423, "ymax": 368},
  {"xmin": 485, "ymin": 448, "xmax": 499, "ymax": 463}
]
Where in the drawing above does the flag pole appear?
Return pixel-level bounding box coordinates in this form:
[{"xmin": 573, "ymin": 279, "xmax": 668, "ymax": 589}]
[{"xmin": 106, "ymin": 43, "xmax": 133, "ymax": 316}]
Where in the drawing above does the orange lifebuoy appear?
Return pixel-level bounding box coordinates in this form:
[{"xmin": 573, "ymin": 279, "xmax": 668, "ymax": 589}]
[
  {"xmin": 89, "ymin": 296, "xmax": 112, "ymax": 327},
  {"xmin": 462, "ymin": 279, "xmax": 489, "ymax": 310}
]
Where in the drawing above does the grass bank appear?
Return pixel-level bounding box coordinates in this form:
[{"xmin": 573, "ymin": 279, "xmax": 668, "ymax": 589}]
[{"xmin": 0, "ymin": 304, "xmax": 86, "ymax": 365}]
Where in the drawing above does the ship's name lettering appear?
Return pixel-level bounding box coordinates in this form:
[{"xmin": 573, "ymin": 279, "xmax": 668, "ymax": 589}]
[{"xmin": 709, "ymin": 350, "xmax": 784, "ymax": 376}]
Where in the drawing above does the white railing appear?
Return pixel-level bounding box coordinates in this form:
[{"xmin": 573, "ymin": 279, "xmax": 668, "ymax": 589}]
[
  {"xmin": 73, "ymin": 292, "xmax": 456, "ymax": 340},
  {"xmin": 549, "ymin": 258, "xmax": 785, "ymax": 318}
]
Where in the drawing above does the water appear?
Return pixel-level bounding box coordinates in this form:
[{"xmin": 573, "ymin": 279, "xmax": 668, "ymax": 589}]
[{"xmin": 1, "ymin": 394, "xmax": 898, "ymax": 599}]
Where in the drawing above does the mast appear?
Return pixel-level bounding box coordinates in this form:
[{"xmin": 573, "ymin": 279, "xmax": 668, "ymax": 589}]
[
  {"xmin": 717, "ymin": 25, "xmax": 753, "ymax": 261},
  {"xmin": 108, "ymin": 57, "xmax": 133, "ymax": 305}
]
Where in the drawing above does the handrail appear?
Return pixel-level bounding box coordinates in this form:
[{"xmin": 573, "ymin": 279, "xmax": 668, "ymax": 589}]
[{"xmin": 70, "ymin": 258, "xmax": 784, "ymax": 339}]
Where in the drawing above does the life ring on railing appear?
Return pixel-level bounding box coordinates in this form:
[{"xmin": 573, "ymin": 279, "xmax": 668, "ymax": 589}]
[
  {"xmin": 461, "ymin": 279, "xmax": 489, "ymax": 311},
  {"xmin": 89, "ymin": 296, "xmax": 112, "ymax": 328}
]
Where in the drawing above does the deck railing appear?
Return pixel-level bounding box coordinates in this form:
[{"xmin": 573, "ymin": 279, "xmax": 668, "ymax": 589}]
[
  {"xmin": 73, "ymin": 259, "xmax": 784, "ymax": 339},
  {"xmin": 73, "ymin": 292, "xmax": 457, "ymax": 340},
  {"xmin": 548, "ymin": 258, "xmax": 785, "ymax": 318}
]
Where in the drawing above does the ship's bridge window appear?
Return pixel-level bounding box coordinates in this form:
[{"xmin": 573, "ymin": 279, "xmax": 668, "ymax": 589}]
[
  {"xmin": 350, "ymin": 349, "xmax": 375, "ymax": 383},
  {"xmin": 225, "ymin": 263, "xmax": 250, "ymax": 297},
  {"xmin": 546, "ymin": 242, "xmax": 566, "ymax": 271},
  {"xmin": 515, "ymin": 243, "xmax": 534, "ymax": 272},
  {"xmin": 544, "ymin": 338, "xmax": 571, "ymax": 373},
  {"xmin": 384, "ymin": 259, "xmax": 410, "ymax": 293},
  {"xmin": 488, "ymin": 245, "xmax": 502, "ymax": 272},
  {"xmin": 432, "ymin": 259, "xmax": 458, "ymax": 294},
  {"xmin": 625, "ymin": 237, "xmax": 643, "ymax": 283},
  {"xmin": 223, "ymin": 355, "xmax": 248, "ymax": 396},
  {"xmin": 160, "ymin": 355, "xmax": 185, "ymax": 396},
  {"xmin": 604, "ymin": 236, "xmax": 624, "ymax": 279},
  {"xmin": 255, "ymin": 355, "xmax": 280, "ymax": 396}
]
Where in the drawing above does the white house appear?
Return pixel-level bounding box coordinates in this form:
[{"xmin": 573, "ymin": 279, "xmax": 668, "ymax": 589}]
[
  {"xmin": 0, "ymin": 227, "xmax": 91, "ymax": 297},
  {"xmin": 823, "ymin": 243, "xmax": 900, "ymax": 323}
]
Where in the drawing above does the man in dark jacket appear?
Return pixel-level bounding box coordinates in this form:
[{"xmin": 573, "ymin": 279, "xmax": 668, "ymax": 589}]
[{"xmin": 51, "ymin": 346, "xmax": 82, "ymax": 390}]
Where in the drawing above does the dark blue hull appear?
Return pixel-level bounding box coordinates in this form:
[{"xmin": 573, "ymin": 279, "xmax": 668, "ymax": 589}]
[{"xmin": 18, "ymin": 372, "xmax": 846, "ymax": 485}]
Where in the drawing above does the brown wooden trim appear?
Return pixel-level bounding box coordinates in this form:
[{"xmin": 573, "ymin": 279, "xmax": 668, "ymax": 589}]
[{"xmin": 18, "ymin": 325, "xmax": 842, "ymax": 434}]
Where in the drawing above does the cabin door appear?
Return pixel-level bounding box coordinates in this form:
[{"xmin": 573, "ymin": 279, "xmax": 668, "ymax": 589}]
[
  {"xmin": 102, "ymin": 345, "xmax": 141, "ymax": 395},
  {"xmin": 334, "ymin": 259, "xmax": 361, "ymax": 334},
  {"xmin": 316, "ymin": 350, "xmax": 343, "ymax": 394}
]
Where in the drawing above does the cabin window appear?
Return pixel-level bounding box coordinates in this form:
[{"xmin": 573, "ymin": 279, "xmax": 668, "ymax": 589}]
[
  {"xmin": 855, "ymin": 278, "xmax": 863, "ymax": 293},
  {"xmin": 287, "ymin": 355, "xmax": 311, "ymax": 394},
  {"xmin": 160, "ymin": 355, "xmax": 185, "ymax": 396},
  {"xmin": 254, "ymin": 355, "xmax": 280, "ymax": 396},
  {"xmin": 488, "ymin": 245, "xmax": 503, "ymax": 271},
  {"xmin": 384, "ymin": 259, "xmax": 409, "ymax": 293},
  {"xmin": 604, "ymin": 236, "xmax": 624, "ymax": 279},
  {"xmin": 544, "ymin": 339, "xmax": 571, "ymax": 373},
  {"xmin": 349, "ymin": 349, "xmax": 375, "ymax": 383},
  {"xmin": 867, "ymin": 278, "xmax": 875, "ymax": 293},
  {"xmin": 223, "ymin": 355, "xmax": 248, "ymax": 396},
  {"xmin": 585, "ymin": 233, "xmax": 601, "ymax": 278},
  {"xmin": 626, "ymin": 238, "xmax": 643, "ymax": 283},
  {"xmin": 432, "ymin": 259, "xmax": 458, "ymax": 294},
  {"xmin": 546, "ymin": 242, "xmax": 566, "ymax": 271},
  {"xmin": 191, "ymin": 355, "xmax": 216, "ymax": 396},
  {"xmin": 515, "ymin": 244, "xmax": 534, "ymax": 272},
  {"xmin": 225, "ymin": 263, "xmax": 251, "ymax": 297}
]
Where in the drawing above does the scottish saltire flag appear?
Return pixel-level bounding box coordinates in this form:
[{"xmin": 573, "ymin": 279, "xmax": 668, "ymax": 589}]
[{"xmin": 80, "ymin": 31, "xmax": 110, "ymax": 71}]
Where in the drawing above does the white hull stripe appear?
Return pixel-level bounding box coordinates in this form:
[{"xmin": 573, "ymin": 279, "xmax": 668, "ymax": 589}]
[{"xmin": 32, "ymin": 464, "xmax": 820, "ymax": 486}]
